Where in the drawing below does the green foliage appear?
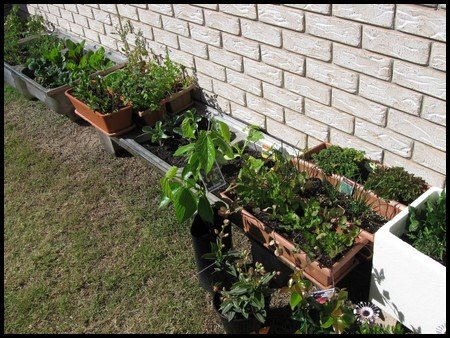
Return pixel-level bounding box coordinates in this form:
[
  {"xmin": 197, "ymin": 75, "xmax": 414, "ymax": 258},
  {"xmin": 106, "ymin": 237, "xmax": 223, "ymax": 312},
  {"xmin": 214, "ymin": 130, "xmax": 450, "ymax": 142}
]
[
  {"xmin": 289, "ymin": 271, "xmax": 355, "ymax": 334},
  {"xmin": 111, "ymin": 17, "xmax": 196, "ymax": 112},
  {"xmin": 26, "ymin": 39, "xmax": 114, "ymax": 88},
  {"xmin": 142, "ymin": 121, "xmax": 170, "ymax": 146},
  {"xmin": 4, "ymin": 5, "xmax": 54, "ymax": 65},
  {"xmin": 364, "ymin": 166, "xmax": 427, "ymax": 205},
  {"xmin": 219, "ymin": 258, "xmax": 275, "ymax": 324},
  {"xmin": 406, "ymin": 190, "xmax": 446, "ymax": 265},
  {"xmin": 356, "ymin": 322, "xmax": 405, "ymax": 334},
  {"xmin": 311, "ymin": 145, "xmax": 366, "ymax": 183},
  {"xmin": 71, "ymin": 74, "xmax": 127, "ymax": 115}
]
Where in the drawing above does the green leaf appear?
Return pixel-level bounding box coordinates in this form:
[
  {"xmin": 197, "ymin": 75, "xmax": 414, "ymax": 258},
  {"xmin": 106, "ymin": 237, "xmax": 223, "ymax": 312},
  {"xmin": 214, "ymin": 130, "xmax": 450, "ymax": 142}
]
[
  {"xmin": 198, "ymin": 195, "xmax": 213, "ymax": 224},
  {"xmin": 173, "ymin": 143, "xmax": 195, "ymax": 157},
  {"xmin": 165, "ymin": 166, "xmax": 179, "ymax": 180},
  {"xmin": 254, "ymin": 311, "xmax": 265, "ymax": 324},
  {"xmin": 196, "ymin": 133, "xmax": 215, "ymax": 174},
  {"xmin": 290, "ymin": 292, "xmax": 302, "ymax": 310},
  {"xmin": 321, "ymin": 316, "xmax": 334, "ymax": 329},
  {"xmin": 217, "ymin": 121, "xmax": 231, "ymax": 143},
  {"xmin": 159, "ymin": 196, "xmax": 171, "ymax": 209},
  {"xmin": 174, "ymin": 187, "xmax": 197, "ymax": 223}
]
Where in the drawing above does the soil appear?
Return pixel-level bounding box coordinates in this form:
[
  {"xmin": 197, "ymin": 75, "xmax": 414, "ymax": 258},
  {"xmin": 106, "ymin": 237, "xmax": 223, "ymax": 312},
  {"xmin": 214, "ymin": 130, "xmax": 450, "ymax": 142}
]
[{"xmin": 142, "ymin": 137, "xmax": 189, "ymax": 167}]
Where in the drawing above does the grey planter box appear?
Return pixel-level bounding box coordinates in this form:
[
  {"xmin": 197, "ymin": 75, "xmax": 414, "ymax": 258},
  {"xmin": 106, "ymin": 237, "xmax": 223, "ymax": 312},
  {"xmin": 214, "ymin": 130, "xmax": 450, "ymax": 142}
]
[{"xmin": 16, "ymin": 30, "xmax": 127, "ymax": 120}]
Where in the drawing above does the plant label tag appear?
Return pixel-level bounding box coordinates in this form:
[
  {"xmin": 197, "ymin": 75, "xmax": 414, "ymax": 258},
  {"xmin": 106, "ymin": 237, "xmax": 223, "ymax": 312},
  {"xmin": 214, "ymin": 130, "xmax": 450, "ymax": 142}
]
[
  {"xmin": 202, "ymin": 161, "xmax": 227, "ymax": 193},
  {"xmin": 311, "ymin": 288, "xmax": 335, "ymax": 302},
  {"xmin": 261, "ymin": 144, "xmax": 273, "ymax": 159},
  {"xmin": 339, "ymin": 177, "xmax": 355, "ymax": 196}
]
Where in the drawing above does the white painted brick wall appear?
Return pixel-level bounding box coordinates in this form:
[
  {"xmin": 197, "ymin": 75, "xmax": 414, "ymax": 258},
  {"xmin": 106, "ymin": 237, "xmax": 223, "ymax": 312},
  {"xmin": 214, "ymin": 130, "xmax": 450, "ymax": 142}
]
[
  {"xmin": 283, "ymin": 4, "xmax": 331, "ymax": 15},
  {"xmin": 226, "ymin": 69, "xmax": 262, "ymax": 96},
  {"xmin": 359, "ymin": 75, "xmax": 422, "ymax": 115},
  {"xmin": 247, "ymin": 94, "xmax": 284, "ymax": 122},
  {"xmin": 173, "ymin": 4, "xmax": 204, "ymax": 24},
  {"xmin": 222, "ymin": 34, "xmax": 260, "ymax": 60},
  {"xmin": 267, "ymin": 118, "xmax": 307, "ymax": 149},
  {"xmin": 209, "ymin": 46, "xmax": 242, "ymax": 71},
  {"xmin": 355, "ymin": 119, "xmax": 413, "ymax": 158},
  {"xmin": 230, "ymin": 103, "xmax": 266, "ymax": 128},
  {"xmin": 421, "ymin": 96, "xmax": 446, "ymax": 127},
  {"xmin": 306, "ymin": 59, "xmax": 358, "ymax": 93},
  {"xmin": 332, "ymin": 89, "xmax": 387, "ymax": 126},
  {"xmin": 306, "ymin": 13, "xmax": 361, "ymax": 46},
  {"xmin": 430, "ymin": 42, "xmax": 446, "ymax": 72},
  {"xmin": 413, "ymin": 142, "xmax": 446, "ymax": 174},
  {"xmin": 387, "ymin": 109, "xmax": 446, "ymax": 151},
  {"xmin": 363, "ymin": 26, "xmax": 431, "ymax": 65},
  {"xmin": 333, "ymin": 4, "xmax": 395, "ymax": 28},
  {"xmin": 243, "ymin": 58, "xmax": 283, "ymax": 86},
  {"xmin": 263, "ymin": 83, "xmax": 303, "ymax": 112},
  {"xmin": 333, "ymin": 43, "xmax": 392, "ymax": 81},
  {"xmin": 395, "ymin": 4, "xmax": 446, "ymax": 42},
  {"xmin": 241, "ymin": 19, "xmax": 282, "ymax": 47},
  {"xmin": 204, "ymin": 10, "xmax": 240, "ymax": 35},
  {"xmin": 189, "ymin": 23, "xmax": 221, "ymax": 47},
  {"xmin": 283, "ymin": 31, "xmax": 332, "ymax": 61},
  {"xmin": 285, "ymin": 109, "xmax": 329, "ymax": 141},
  {"xmin": 261, "ymin": 45, "xmax": 305, "ymax": 75},
  {"xmin": 258, "ymin": 4, "xmax": 304, "ymax": 31},
  {"xmin": 305, "ymin": 99, "xmax": 354, "ymax": 133},
  {"xmin": 284, "ymin": 72, "xmax": 331, "ymax": 105},
  {"xmin": 25, "ymin": 4, "xmax": 447, "ymax": 187},
  {"xmin": 392, "ymin": 61, "xmax": 446, "ymax": 100},
  {"xmin": 219, "ymin": 4, "xmax": 257, "ymax": 19}
]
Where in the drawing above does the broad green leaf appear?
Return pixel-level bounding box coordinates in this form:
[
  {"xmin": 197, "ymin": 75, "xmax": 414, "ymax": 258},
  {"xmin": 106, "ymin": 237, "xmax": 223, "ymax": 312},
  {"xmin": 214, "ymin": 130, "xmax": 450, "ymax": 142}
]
[
  {"xmin": 165, "ymin": 166, "xmax": 179, "ymax": 179},
  {"xmin": 198, "ymin": 195, "xmax": 213, "ymax": 224},
  {"xmin": 173, "ymin": 143, "xmax": 195, "ymax": 157},
  {"xmin": 217, "ymin": 121, "xmax": 231, "ymax": 143},
  {"xmin": 196, "ymin": 133, "xmax": 215, "ymax": 174},
  {"xmin": 159, "ymin": 196, "xmax": 171, "ymax": 209},
  {"xmin": 174, "ymin": 187, "xmax": 197, "ymax": 223},
  {"xmin": 290, "ymin": 292, "xmax": 302, "ymax": 310},
  {"xmin": 321, "ymin": 316, "xmax": 334, "ymax": 329},
  {"xmin": 254, "ymin": 312, "xmax": 265, "ymax": 324}
]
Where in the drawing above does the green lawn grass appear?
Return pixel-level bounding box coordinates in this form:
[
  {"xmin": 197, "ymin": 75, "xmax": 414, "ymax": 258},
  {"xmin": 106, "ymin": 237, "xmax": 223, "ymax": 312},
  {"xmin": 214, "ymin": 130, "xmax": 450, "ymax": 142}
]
[{"xmin": 4, "ymin": 84, "xmax": 229, "ymax": 333}]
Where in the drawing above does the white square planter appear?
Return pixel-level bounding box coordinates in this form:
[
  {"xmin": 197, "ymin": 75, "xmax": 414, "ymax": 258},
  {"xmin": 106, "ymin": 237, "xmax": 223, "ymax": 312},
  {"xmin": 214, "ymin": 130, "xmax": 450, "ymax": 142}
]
[{"xmin": 369, "ymin": 187, "xmax": 446, "ymax": 334}]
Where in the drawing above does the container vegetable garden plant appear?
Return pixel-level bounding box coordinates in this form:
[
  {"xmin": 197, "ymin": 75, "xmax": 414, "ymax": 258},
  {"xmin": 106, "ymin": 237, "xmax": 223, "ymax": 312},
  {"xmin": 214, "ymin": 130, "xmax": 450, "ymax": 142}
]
[
  {"xmin": 220, "ymin": 149, "xmax": 373, "ymax": 289},
  {"xmin": 109, "ymin": 18, "xmax": 196, "ymax": 127},
  {"xmin": 64, "ymin": 73, "xmax": 134, "ymax": 135},
  {"xmin": 369, "ymin": 187, "xmax": 446, "ymax": 334},
  {"xmin": 295, "ymin": 142, "xmax": 427, "ymax": 244}
]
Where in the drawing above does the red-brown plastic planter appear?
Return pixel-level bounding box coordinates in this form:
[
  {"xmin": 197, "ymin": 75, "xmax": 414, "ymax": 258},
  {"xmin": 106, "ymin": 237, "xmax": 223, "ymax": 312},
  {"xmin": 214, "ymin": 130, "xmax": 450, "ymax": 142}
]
[
  {"xmin": 165, "ymin": 84, "xmax": 196, "ymax": 115},
  {"xmin": 220, "ymin": 192, "xmax": 367, "ymax": 289},
  {"xmin": 65, "ymin": 89, "xmax": 134, "ymax": 136},
  {"xmin": 134, "ymin": 101, "xmax": 167, "ymax": 127}
]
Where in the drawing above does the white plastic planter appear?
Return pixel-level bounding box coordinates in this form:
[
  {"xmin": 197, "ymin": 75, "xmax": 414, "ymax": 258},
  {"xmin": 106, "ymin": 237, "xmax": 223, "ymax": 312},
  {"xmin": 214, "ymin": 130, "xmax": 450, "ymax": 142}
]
[{"xmin": 369, "ymin": 187, "xmax": 446, "ymax": 334}]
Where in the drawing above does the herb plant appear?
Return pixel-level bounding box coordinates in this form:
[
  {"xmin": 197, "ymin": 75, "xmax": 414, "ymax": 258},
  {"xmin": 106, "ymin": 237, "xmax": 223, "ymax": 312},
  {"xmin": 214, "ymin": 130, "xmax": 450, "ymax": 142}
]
[
  {"xmin": 219, "ymin": 256, "xmax": 275, "ymax": 324},
  {"xmin": 26, "ymin": 39, "xmax": 114, "ymax": 88},
  {"xmin": 405, "ymin": 190, "xmax": 446, "ymax": 265},
  {"xmin": 311, "ymin": 145, "xmax": 367, "ymax": 183},
  {"xmin": 142, "ymin": 121, "xmax": 170, "ymax": 146},
  {"xmin": 364, "ymin": 166, "xmax": 427, "ymax": 205},
  {"xmin": 71, "ymin": 74, "xmax": 126, "ymax": 115}
]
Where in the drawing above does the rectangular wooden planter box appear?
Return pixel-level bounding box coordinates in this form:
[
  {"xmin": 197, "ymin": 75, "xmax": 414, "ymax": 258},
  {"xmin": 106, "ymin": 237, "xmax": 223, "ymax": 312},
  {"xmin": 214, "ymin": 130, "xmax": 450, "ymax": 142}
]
[
  {"xmin": 220, "ymin": 192, "xmax": 367, "ymax": 289},
  {"xmin": 295, "ymin": 142, "xmax": 407, "ymax": 244},
  {"xmin": 65, "ymin": 89, "xmax": 135, "ymax": 136},
  {"xmin": 369, "ymin": 187, "xmax": 446, "ymax": 333}
]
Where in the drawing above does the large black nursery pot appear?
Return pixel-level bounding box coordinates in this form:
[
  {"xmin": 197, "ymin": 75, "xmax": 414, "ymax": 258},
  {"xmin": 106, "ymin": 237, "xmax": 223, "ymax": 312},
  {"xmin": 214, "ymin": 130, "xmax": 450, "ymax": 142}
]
[
  {"xmin": 250, "ymin": 240, "xmax": 293, "ymax": 288},
  {"xmin": 212, "ymin": 292, "xmax": 270, "ymax": 334},
  {"xmin": 191, "ymin": 211, "xmax": 233, "ymax": 292}
]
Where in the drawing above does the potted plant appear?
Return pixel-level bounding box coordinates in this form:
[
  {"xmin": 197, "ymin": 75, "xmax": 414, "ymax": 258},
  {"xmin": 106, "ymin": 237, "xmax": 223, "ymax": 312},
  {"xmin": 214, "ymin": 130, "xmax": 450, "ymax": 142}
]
[
  {"xmin": 64, "ymin": 73, "xmax": 134, "ymax": 135},
  {"xmin": 288, "ymin": 271, "xmax": 406, "ymax": 334},
  {"xmin": 111, "ymin": 18, "xmax": 197, "ymax": 127},
  {"xmin": 221, "ymin": 149, "xmax": 368, "ymax": 289},
  {"xmin": 21, "ymin": 37, "xmax": 124, "ymax": 120},
  {"xmin": 213, "ymin": 255, "xmax": 276, "ymax": 334},
  {"xmin": 369, "ymin": 187, "xmax": 446, "ymax": 333}
]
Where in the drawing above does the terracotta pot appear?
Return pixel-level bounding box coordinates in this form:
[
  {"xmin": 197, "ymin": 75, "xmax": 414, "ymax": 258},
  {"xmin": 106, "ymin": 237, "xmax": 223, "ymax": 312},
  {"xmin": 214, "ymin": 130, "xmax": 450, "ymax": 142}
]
[
  {"xmin": 134, "ymin": 101, "xmax": 167, "ymax": 127},
  {"xmin": 165, "ymin": 83, "xmax": 195, "ymax": 115},
  {"xmin": 220, "ymin": 192, "xmax": 367, "ymax": 289},
  {"xmin": 65, "ymin": 88, "xmax": 134, "ymax": 136}
]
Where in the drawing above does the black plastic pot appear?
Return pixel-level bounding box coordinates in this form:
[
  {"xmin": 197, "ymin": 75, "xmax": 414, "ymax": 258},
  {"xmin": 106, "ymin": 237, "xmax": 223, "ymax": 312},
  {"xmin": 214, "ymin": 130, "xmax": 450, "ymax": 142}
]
[
  {"xmin": 191, "ymin": 212, "xmax": 233, "ymax": 292},
  {"xmin": 213, "ymin": 292, "xmax": 269, "ymax": 334},
  {"xmin": 250, "ymin": 240, "xmax": 293, "ymax": 288}
]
